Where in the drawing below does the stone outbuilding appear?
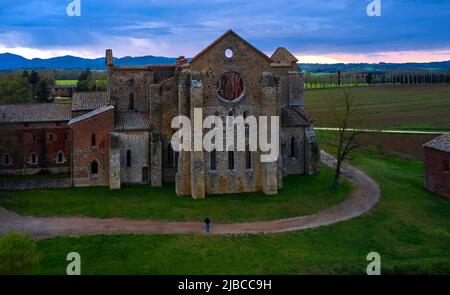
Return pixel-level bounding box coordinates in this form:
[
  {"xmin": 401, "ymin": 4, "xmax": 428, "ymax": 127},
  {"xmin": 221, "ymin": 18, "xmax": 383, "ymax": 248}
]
[{"xmin": 423, "ymin": 133, "xmax": 450, "ymax": 199}]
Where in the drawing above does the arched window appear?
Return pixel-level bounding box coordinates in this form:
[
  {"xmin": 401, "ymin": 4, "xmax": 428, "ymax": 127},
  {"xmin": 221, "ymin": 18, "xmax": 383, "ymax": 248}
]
[
  {"xmin": 210, "ymin": 149, "xmax": 217, "ymax": 171},
  {"xmin": 290, "ymin": 137, "xmax": 296, "ymax": 158},
  {"xmin": 228, "ymin": 151, "xmax": 234, "ymax": 170},
  {"xmin": 91, "ymin": 161, "xmax": 98, "ymax": 175},
  {"xmin": 91, "ymin": 134, "xmax": 96, "ymax": 147},
  {"xmin": 246, "ymin": 146, "xmax": 251, "ymax": 169},
  {"xmin": 444, "ymin": 160, "xmax": 449, "ymax": 172},
  {"xmin": 31, "ymin": 153, "xmax": 37, "ymax": 164},
  {"xmin": 243, "ymin": 111, "xmax": 250, "ymax": 139},
  {"xmin": 57, "ymin": 151, "xmax": 64, "ymax": 163},
  {"xmin": 126, "ymin": 150, "xmax": 131, "ymax": 167},
  {"xmin": 129, "ymin": 93, "xmax": 135, "ymax": 111},
  {"xmin": 168, "ymin": 143, "xmax": 174, "ymax": 168}
]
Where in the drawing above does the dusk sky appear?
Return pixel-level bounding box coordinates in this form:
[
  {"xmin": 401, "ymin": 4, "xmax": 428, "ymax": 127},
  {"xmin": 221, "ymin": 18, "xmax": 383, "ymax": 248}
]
[{"xmin": 1, "ymin": 0, "xmax": 450, "ymax": 63}]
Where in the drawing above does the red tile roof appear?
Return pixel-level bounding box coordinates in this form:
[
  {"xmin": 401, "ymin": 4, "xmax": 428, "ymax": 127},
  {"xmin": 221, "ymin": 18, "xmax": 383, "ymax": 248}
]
[{"xmin": 0, "ymin": 103, "xmax": 71, "ymax": 123}]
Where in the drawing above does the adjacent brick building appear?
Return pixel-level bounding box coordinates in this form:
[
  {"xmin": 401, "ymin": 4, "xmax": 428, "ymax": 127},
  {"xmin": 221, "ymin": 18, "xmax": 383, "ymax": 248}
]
[
  {"xmin": 0, "ymin": 104, "xmax": 71, "ymax": 175},
  {"xmin": 424, "ymin": 134, "xmax": 450, "ymax": 199},
  {"xmin": 68, "ymin": 106, "xmax": 114, "ymax": 186}
]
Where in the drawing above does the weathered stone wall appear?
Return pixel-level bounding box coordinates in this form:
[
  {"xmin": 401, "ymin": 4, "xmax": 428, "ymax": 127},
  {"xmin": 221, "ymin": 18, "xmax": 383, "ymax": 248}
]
[
  {"xmin": 99, "ymin": 32, "xmax": 318, "ymax": 197},
  {"xmin": 304, "ymin": 125, "xmax": 320, "ymax": 175},
  {"xmin": 281, "ymin": 127, "xmax": 306, "ymax": 176},
  {"xmin": 270, "ymin": 65, "xmax": 304, "ymax": 110},
  {"xmin": 288, "ymin": 71, "xmax": 305, "ymax": 108},
  {"xmin": 0, "ymin": 178, "xmax": 71, "ymax": 191},
  {"xmin": 71, "ymin": 109, "xmax": 114, "ymax": 187},
  {"xmin": 112, "ymin": 131, "xmax": 150, "ymax": 184},
  {"xmin": 189, "ymin": 71, "xmax": 206, "ymax": 199},
  {"xmin": 109, "ymin": 68, "xmax": 151, "ymax": 112},
  {"xmin": 424, "ymin": 147, "xmax": 450, "ymax": 199},
  {"xmin": 108, "ymin": 66, "xmax": 176, "ymax": 113},
  {"xmin": 185, "ymin": 33, "xmax": 280, "ymax": 196},
  {"xmin": 109, "ymin": 133, "xmax": 121, "ymax": 189},
  {"xmin": 175, "ymin": 70, "xmax": 192, "ymax": 196},
  {"xmin": 159, "ymin": 77, "xmax": 178, "ymax": 183},
  {"xmin": 150, "ymin": 132, "xmax": 162, "ymax": 187}
]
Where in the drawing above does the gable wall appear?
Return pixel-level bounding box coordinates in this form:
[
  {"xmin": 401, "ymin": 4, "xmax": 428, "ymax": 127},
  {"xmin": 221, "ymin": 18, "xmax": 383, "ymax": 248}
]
[{"xmin": 71, "ymin": 110, "xmax": 114, "ymax": 187}]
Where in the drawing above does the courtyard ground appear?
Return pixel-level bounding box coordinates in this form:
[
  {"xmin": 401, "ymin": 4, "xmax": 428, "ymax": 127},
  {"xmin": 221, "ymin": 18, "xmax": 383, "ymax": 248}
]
[
  {"xmin": 4, "ymin": 132, "xmax": 448, "ymax": 274},
  {"xmin": 32, "ymin": 147, "xmax": 450, "ymax": 274},
  {"xmin": 0, "ymin": 151, "xmax": 378, "ymax": 238},
  {"xmin": 0, "ymin": 167, "xmax": 350, "ymax": 223}
]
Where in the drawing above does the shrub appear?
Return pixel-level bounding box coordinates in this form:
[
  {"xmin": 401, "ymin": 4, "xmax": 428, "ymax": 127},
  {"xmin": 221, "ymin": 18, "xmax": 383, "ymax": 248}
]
[{"xmin": 0, "ymin": 232, "xmax": 40, "ymax": 274}]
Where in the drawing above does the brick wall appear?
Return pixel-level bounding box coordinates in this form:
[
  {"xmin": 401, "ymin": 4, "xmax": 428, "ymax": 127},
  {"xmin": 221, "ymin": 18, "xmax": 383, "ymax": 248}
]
[
  {"xmin": 424, "ymin": 147, "xmax": 450, "ymax": 199},
  {"xmin": 0, "ymin": 122, "xmax": 70, "ymax": 175},
  {"xmin": 71, "ymin": 109, "xmax": 114, "ymax": 186}
]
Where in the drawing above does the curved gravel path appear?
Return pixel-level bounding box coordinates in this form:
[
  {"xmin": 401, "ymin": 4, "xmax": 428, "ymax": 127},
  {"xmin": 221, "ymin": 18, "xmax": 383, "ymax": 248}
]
[{"xmin": 0, "ymin": 151, "xmax": 380, "ymax": 240}]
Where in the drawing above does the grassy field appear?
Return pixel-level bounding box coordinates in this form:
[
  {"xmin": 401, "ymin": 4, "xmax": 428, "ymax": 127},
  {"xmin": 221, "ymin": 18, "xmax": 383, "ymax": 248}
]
[
  {"xmin": 0, "ymin": 167, "xmax": 350, "ymax": 223},
  {"xmin": 55, "ymin": 80, "xmax": 106, "ymax": 87},
  {"xmin": 29, "ymin": 134, "xmax": 450, "ymax": 274},
  {"xmin": 305, "ymin": 82, "xmax": 368, "ymax": 89},
  {"xmin": 55, "ymin": 80, "xmax": 77, "ymax": 86},
  {"xmin": 304, "ymin": 84, "xmax": 450, "ymax": 130}
]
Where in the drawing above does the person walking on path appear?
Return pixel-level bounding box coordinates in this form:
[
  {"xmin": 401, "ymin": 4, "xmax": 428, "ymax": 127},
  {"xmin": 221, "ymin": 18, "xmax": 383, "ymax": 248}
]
[{"xmin": 204, "ymin": 217, "xmax": 211, "ymax": 234}]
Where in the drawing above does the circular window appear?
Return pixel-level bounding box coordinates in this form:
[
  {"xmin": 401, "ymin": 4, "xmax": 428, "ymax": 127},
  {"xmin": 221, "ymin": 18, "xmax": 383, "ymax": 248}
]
[
  {"xmin": 225, "ymin": 48, "xmax": 233, "ymax": 58},
  {"xmin": 216, "ymin": 71, "xmax": 245, "ymax": 102}
]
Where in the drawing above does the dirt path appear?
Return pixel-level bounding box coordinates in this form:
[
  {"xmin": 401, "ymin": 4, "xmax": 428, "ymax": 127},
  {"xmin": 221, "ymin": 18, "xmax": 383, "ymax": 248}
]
[{"xmin": 0, "ymin": 151, "xmax": 380, "ymax": 240}]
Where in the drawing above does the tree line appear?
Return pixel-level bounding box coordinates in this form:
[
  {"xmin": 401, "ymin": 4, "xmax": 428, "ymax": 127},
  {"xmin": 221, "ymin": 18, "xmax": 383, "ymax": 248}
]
[
  {"xmin": 304, "ymin": 69, "xmax": 450, "ymax": 89},
  {"xmin": 0, "ymin": 69, "xmax": 107, "ymax": 104},
  {"xmin": 0, "ymin": 71, "xmax": 54, "ymax": 104}
]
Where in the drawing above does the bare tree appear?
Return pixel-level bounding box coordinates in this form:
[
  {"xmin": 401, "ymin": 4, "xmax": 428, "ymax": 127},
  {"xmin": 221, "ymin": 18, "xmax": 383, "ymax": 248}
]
[{"xmin": 329, "ymin": 87, "xmax": 364, "ymax": 188}]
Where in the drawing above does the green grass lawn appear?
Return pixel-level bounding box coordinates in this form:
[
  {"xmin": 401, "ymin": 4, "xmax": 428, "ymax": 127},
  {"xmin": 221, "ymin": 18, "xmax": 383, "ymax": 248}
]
[
  {"xmin": 305, "ymin": 84, "xmax": 450, "ymax": 130},
  {"xmin": 30, "ymin": 133, "xmax": 450, "ymax": 274},
  {"xmin": 0, "ymin": 167, "xmax": 351, "ymax": 223}
]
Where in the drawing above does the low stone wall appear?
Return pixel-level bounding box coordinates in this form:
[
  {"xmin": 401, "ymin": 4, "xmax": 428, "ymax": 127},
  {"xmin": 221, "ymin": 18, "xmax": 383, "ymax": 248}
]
[{"xmin": 0, "ymin": 179, "xmax": 71, "ymax": 191}]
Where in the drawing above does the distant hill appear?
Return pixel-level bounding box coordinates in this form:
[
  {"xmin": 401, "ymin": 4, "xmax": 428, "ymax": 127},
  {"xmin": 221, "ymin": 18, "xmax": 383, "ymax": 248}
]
[
  {"xmin": 0, "ymin": 52, "xmax": 449, "ymax": 73},
  {"xmin": 0, "ymin": 53, "xmax": 177, "ymax": 70}
]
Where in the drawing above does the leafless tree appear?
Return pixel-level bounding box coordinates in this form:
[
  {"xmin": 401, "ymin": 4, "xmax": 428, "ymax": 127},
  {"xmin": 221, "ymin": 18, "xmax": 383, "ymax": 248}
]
[{"xmin": 329, "ymin": 87, "xmax": 364, "ymax": 188}]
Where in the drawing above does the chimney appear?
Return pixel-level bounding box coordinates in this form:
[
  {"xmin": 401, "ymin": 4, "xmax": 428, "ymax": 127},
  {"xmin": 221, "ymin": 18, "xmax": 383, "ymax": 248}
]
[
  {"xmin": 176, "ymin": 56, "xmax": 187, "ymax": 66},
  {"xmin": 106, "ymin": 49, "xmax": 114, "ymax": 67}
]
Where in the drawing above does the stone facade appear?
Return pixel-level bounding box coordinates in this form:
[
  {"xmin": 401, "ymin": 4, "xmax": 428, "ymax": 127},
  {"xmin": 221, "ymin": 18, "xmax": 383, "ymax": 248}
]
[{"xmin": 70, "ymin": 30, "xmax": 319, "ymax": 198}]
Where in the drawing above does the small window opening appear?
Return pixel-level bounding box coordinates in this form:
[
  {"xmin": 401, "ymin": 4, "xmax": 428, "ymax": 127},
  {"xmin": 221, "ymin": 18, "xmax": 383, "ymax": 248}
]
[{"xmin": 126, "ymin": 150, "xmax": 131, "ymax": 167}]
